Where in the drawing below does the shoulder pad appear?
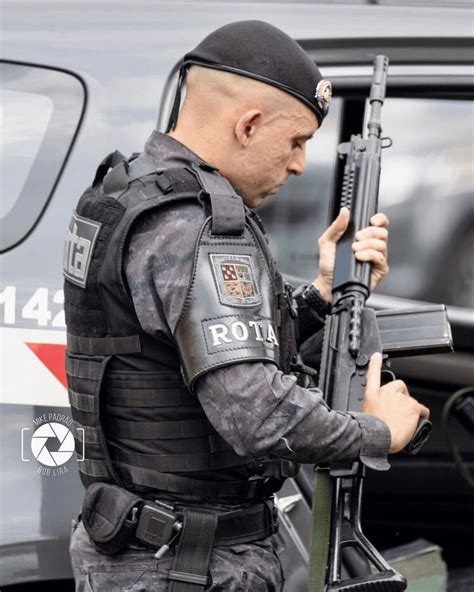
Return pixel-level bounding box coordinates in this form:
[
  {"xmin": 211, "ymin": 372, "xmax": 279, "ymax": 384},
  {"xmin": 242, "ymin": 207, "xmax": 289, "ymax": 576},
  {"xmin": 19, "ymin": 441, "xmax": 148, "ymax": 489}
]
[{"xmin": 174, "ymin": 216, "xmax": 280, "ymax": 387}]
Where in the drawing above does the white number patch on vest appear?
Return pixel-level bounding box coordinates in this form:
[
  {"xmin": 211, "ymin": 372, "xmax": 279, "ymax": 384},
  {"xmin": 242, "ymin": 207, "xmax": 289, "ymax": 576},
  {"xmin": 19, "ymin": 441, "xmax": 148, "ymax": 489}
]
[
  {"xmin": 63, "ymin": 211, "xmax": 102, "ymax": 288},
  {"xmin": 210, "ymin": 254, "xmax": 261, "ymax": 307}
]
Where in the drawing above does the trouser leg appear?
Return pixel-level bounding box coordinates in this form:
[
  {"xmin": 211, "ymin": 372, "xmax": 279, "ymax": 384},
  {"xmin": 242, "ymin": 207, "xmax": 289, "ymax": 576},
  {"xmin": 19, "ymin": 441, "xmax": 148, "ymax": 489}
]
[{"xmin": 69, "ymin": 518, "xmax": 284, "ymax": 591}]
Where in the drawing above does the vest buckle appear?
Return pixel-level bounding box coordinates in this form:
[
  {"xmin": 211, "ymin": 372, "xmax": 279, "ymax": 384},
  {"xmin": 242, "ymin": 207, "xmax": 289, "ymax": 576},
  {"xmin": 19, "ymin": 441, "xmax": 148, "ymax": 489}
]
[{"xmin": 243, "ymin": 475, "xmax": 268, "ymax": 500}]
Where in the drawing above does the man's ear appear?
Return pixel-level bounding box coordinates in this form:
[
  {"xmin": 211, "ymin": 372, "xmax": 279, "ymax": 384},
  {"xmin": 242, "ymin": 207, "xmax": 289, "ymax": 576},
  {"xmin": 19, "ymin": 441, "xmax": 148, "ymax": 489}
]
[{"xmin": 234, "ymin": 109, "xmax": 262, "ymax": 148}]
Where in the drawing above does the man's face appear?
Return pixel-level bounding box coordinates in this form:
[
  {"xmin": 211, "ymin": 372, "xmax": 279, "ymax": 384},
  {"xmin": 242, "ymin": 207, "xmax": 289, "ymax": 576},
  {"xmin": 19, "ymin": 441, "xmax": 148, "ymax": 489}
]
[{"xmin": 233, "ymin": 102, "xmax": 319, "ymax": 208}]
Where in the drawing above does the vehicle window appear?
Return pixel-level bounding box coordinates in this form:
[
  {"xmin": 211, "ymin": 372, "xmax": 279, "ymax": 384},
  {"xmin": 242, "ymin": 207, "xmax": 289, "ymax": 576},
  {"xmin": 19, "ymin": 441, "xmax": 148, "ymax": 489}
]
[
  {"xmin": 258, "ymin": 97, "xmax": 342, "ymax": 283},
  {"xmin": 1, "ymin": 90, "xmax": 53, "ymax": 219},
  {"xmin": 0, "ymin": 62, "xmax": 85, "ymax": 253},
  {"xmin": 259, "ymin": 94, "xmax": 473, "ymax": 310},
  {"xmin": 375, "ymin": 98, "xmax": 473, "ymax": 309}
]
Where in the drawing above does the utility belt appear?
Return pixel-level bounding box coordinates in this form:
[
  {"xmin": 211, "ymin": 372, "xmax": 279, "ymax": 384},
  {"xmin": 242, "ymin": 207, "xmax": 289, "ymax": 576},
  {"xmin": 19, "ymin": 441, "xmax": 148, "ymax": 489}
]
[{"xmin": 81, "ymin": 483, "xmax": 279, "ymax": 591}]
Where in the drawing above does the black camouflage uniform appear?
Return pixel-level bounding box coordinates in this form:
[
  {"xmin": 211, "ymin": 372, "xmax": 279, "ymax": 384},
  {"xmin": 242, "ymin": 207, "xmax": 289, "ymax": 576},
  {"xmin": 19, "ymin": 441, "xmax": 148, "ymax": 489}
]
[{"xmin": 68, "ymin": 21, "xmax": 390, "ymax": 592}]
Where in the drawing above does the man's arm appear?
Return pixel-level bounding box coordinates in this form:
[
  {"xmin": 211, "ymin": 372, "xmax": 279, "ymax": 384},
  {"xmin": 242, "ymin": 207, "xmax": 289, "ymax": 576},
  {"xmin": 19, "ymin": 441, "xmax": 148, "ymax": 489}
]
[
  {"xmin": 124, "ymin": 201, "xmax": 391, "ymax": 470},
  {"xmin": 197, "ymin": 361, "xmax": 390, "ymax": 469}
]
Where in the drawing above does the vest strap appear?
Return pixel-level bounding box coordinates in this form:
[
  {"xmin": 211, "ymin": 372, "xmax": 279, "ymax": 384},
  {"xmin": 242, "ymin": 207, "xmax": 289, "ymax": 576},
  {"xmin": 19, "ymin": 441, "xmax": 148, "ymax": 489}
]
[
  {"xmin": 79, "ymin": 459, "xmax": 114, "ymax": 479},
  {"xmin": 67, "ymin": 333, "xmax": 141, "ymax": 356},
  {"xmin": 105, "ymin": 370, "xmax": 184, "ymax": 387},
  {"xmin": 127, "ymin": 155, "xmax": 159, "ymax": 184},
  {"xmin": 73, "ymin": 421, "xmax": 99, "ymax": 445},
  {"xmin": 69, "ymin": 390, "xmax": 97, "ymax": 413},
  {"xmin": 106, "ymin": 387, "xmax": 197, "ymax": 408},
  {"xmin": 66, "ymin": 357, "xmax": 104, "ymax": 380},
  {"xmin": 67, "ymin": 355, "xmax": 127, "ymax": 488},
  {"xmin": 110, "ymin": 445, "xmax": 243, "ymax": 473},
  {"xmin": 155, "ymin": 171, "xmax": 174, "ymax": 194},
  {"xmin": 82, "ymin": 429, "xmax": 223, "ymax": 457},
  {"xmin": 191, "ymin": 164, "xmax": 245, "ymax": 236},
  {"xmin": 92, "ymin": 150, "xmax": 127, "ymax": 187},
  {"xmin": 114, "ymin": 462, "xmax": 280, "ymax": 500},
  {"xmin": 108, "ymin": 418, "xmax": 214, "ymax": 440},
  {"xmin": 103, "ymin": 162, "xmax": 129, "ymax": 197}
]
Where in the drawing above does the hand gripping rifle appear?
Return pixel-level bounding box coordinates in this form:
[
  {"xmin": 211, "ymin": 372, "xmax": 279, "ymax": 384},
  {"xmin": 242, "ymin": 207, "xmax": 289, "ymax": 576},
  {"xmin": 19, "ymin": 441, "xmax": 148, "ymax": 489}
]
[{"xmin": 307, "ymin": 56, "xmax": 453, "ymax": 592}]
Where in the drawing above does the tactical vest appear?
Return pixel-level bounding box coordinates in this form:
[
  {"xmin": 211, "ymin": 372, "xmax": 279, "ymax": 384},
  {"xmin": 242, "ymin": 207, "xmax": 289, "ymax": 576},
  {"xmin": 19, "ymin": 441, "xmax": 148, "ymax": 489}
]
[{"xmin": 64, "ymin": 150, "xmax": 299, "ymax": 502}]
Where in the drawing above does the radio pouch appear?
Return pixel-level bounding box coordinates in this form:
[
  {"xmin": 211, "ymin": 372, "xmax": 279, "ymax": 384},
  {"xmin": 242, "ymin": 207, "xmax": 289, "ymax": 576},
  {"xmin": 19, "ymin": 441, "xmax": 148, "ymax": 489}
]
[{"xmin": 81, "ymin": 482, "xmax": 143, "ymax": 555}]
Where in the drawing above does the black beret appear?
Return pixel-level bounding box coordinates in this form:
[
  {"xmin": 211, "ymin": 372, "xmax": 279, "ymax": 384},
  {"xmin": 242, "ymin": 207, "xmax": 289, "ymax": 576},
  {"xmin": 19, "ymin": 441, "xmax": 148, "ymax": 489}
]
[{"xmin": 166, "ymin": 20, "xmax": 332, "ymax": 132}]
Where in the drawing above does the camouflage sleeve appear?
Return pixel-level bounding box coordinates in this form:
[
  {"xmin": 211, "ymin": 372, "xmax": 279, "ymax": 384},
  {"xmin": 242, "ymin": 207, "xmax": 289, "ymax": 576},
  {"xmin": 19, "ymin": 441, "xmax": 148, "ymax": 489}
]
[
  {"xmin": 125, "ymin": 202, "xmax": 391, "ymax": 471},
  {"xmin": 124, "ymin": 201, "xmax": 207, "ymax": 340},
  {"xmin": 196, "ymin": 363, "xmax": 391, "ymax": 471}
]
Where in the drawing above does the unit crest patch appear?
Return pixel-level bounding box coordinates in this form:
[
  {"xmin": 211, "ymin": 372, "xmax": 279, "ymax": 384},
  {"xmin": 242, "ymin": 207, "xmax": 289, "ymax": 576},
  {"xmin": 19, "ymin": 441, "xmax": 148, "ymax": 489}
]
[{"xmin": 210, "ymin": 254, "xmax": 261, "ymax": 307}]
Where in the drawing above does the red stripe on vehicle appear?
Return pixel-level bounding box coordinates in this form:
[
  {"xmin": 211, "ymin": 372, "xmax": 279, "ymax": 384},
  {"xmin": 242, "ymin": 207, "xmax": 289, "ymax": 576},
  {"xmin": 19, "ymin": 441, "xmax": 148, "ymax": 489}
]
[{"xmin": 25, "ymin": 343, "xmax": 67, "ymax": 388}]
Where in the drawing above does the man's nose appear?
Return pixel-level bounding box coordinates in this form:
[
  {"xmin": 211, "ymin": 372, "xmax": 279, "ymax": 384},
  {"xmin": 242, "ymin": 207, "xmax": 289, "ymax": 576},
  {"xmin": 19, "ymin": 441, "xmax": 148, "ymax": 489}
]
[{"xmin": 288, "ymin": 147, "xmax": 306, "ymax": 176}]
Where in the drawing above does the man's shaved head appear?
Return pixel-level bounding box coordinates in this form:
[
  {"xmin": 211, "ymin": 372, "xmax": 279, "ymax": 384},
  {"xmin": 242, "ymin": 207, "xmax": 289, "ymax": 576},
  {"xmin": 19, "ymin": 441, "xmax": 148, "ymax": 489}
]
[
  {"xmin": 170, "ymin": 20, "xmax": 329, "ymax": 130},
  {"xmin": 185, "ymin": 65, "xmax": 293, "ymax": 114},
  {"xmin": 169, "ymin": 65, "xmax": 319, "ymax": 207}
]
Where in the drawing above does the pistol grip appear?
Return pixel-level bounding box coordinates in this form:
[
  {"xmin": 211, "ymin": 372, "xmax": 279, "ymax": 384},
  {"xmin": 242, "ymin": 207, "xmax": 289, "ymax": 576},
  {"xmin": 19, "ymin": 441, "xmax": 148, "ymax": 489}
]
[
  {"xmin": 406, "ymin": 418, "xmax": 432, "ymax": 456},
  {"xmin": 381, "ymin": 370, "xmax": 432, "ymax": 455}
]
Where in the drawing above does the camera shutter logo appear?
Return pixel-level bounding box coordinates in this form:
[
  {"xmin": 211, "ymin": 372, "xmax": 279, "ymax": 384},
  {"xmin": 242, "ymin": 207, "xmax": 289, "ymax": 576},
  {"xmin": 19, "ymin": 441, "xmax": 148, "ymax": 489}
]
[{"xmin": 30, "ymin": 422, "xmax": 75, "ymax": 467}]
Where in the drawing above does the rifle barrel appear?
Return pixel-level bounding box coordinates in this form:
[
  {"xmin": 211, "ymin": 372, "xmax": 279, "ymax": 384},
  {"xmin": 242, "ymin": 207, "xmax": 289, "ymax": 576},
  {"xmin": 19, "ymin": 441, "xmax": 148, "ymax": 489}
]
[{"xmin": 367, "ymin": 55, "xmax": 389, "ymax": 138}]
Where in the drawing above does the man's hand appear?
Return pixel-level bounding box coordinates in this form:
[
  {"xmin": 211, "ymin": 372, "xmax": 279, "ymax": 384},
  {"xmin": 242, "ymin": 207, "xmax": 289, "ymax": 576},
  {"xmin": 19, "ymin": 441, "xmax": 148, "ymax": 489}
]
[
  {"xmin": 314, "ymin": 207, "xmax": 390, "ymax": 302},
  {"xmin": 362, "ymin": 353, "xmax": 430, "ymax": 454}
]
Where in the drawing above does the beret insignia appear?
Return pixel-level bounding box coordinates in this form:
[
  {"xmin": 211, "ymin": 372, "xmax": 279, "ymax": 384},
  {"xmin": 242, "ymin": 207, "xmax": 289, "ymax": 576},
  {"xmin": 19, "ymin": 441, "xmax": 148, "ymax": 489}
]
[{"xmin": 315, "ymin": 79, "xmax": 332, "ymax": 114}]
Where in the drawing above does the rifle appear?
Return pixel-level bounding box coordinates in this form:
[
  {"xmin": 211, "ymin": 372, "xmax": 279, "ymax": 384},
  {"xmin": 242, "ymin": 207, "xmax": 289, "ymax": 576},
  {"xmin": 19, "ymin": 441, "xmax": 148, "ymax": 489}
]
[{"xmin": 307, "ymin": 56, "xmax": 453, "ymax": 592}]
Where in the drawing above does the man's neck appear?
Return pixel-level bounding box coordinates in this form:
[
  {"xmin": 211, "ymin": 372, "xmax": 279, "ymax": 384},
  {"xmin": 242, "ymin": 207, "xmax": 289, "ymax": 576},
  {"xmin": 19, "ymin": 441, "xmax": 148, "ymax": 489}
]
[{"xmin": 167, "ymin": 129, "xmax": 223, "ymax": 171}]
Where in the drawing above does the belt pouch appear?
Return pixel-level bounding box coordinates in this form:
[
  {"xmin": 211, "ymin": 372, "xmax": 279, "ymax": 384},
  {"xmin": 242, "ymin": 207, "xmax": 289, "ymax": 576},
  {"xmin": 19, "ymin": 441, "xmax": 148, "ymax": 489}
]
[{"xmin": 81, "ymin": 482, "xmax": 143, "ymax": 555}]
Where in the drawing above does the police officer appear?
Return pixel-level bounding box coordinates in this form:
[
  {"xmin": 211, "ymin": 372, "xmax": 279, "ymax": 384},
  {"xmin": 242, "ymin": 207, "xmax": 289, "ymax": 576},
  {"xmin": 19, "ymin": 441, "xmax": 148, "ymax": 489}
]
[{"xmin": 66, "ymin": 21, "xmax": 430, "ymax": 591}]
